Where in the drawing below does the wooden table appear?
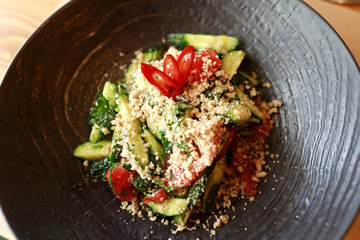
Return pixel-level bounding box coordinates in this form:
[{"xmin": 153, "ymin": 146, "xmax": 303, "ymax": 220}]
[{"xmin": 0, "ymin": 0, "xmax": 359, "ymax": 239}]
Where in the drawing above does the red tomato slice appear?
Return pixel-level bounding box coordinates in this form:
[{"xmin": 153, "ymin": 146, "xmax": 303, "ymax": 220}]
[
  {"xmin": 163, "ymin": 54, "xmax": 181, "ymax": 87},
  {"xmin": 142, "ymin": 188, "xmax": 167, "ymax": 204},
  {"xmin": 106, "ymin": 165, "xmax": 138, "ymax": 201},
  {"xmin": 170, "ymin": 135, "xmax": 222, "ymax": 187},
  {"xmin": 189, "ymin": 49, "xmax": 222, "ymax": 82},
  {"xmin": 177, "ymin": 45, "xmax": 195, "ymax": 87},
  {"xmin": 141, "ymin": 63, "xmax": 180, "ymax": 99}
]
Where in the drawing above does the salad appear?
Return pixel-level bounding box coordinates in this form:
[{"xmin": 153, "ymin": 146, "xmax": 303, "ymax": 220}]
[{"xmin": 74, "ymin": 33, "xmax": 280, "ymax": 232}]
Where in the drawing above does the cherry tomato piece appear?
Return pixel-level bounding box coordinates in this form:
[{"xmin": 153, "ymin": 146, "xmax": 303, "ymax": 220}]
[
  {"xmin": 142, "ymin": 188, "xmax": 168, "ymax": 204},
  {"xmin": 189, "ymin": 49, "xmax": 222, "ymax": 82},
  {"xmin": 106, "ymin": 164, "xmax": 138, "ymax": 201}
]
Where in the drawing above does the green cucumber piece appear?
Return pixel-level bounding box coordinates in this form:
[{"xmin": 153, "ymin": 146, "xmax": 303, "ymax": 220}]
[
  {"xmin": 146, "ymin": 102, "xmax": 191, "ymax": 146},
  {"xmin": 248, "ymin": 117, "xmax": 261, "ymax": 124},
  {"xmin": 221, "ymin": 50, "xmax": 246, "ymax": 78},
  {"xmin": 204, "ymin": 86, "xmax": 226, "ymax": 99},
  {"xmin": 89, "ymin": 123, "xmax": 102, "ymax": 143},
  {"xmin": 232, "ymin": 72, "xmax": 262, "ymax": 99},
  {"xmin": 74, "ymin": 140, "xmax": 111, "ymax": 160},
  {"xmin": 142, "ymin": 44, "xmax": 166, "ymax": 62},
  {"xmin": 238, "ymin": 71, "xmax": 259, "ymax": 86},
  {"xmin": 202, "ymin": 157, "xmax": 226, "ymax": 212},
  {"xmin": 168, "ymin": 33, "xmax": 239, "ymax": 54},
  {"xmin": 187, "ymin": 168, "xmax": 211, "ymax": 208},
  {"xmin": 143, "ymin": 129, "xmax": 166, "ymax": 168},
  {"xmin": 147, "ymin": 198, "xmax": 189, "ymax": 217},
  {"xmin": 228, "ymin": 101, "xmax": 252, "ymax": 126},
  {"xmin": 102, "ymin": 81, "xmax": 118, "ymax": 107},
  {"xmin": 117, "ymin": 94, "xmax": 149, "ymax": 167},
  {"xmin": 234, "ymin": 86, "xmax": 263, "ymax": 120},
  {"xmin": 173, "ymin": 209, "xmax": 192, "ymax": 226},
  {"xmin": 108, "ymin": 127, "xmax": 121, "ymax": 163},
  {"xmin": 146, "ymin": 118, "xmax": 162, "ymax": 140}
]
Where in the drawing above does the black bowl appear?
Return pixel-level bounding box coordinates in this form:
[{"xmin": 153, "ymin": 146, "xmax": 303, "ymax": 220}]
[{"xmin": 1, "ymin": 0, "xmax": 359, "ymax": 239}]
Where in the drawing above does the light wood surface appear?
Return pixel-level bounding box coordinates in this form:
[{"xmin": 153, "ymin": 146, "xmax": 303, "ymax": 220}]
[{"xmin": 0, "ymin": 0, "xmax": 359, "ymax": 239}]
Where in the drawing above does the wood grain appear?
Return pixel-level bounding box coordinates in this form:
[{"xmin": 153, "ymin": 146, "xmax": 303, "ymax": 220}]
[
  {"xmin": 304, "ymin": 0, "xmax": 360, "ymax": 67},
  {"xmin": 0, "ymin": 0, "xmax": 67, "ymax": 82}
]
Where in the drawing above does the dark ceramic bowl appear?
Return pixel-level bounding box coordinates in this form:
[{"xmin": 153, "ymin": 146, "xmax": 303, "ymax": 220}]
[{"xmin": 0, "ymin": 0, "xmax": 359, "ymax": 239}]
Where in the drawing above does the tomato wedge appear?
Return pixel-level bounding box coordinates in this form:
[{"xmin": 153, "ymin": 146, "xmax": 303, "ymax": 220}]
[
  {"xmin": 177, "ymin": 45, "xmax": 195, "ymax": 88},
  {"xmin": 142, "ymin": 188, "xmax": 167, "ymax": 204},
  {"xmin": 141, "ymin": 63, "xmax": 180, "ymax": 99},
  {"xmin": 189, "ymin": 49, "xmax": 222, "ymax": 82},
  {"xmin": 106, "ymin": 164, "xmax": 138, "ymax": 201}
]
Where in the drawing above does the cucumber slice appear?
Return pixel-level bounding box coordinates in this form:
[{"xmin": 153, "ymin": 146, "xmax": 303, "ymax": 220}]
[
  {"xmin": 146, "ymin": 103, "xmax": 191, "ymax": 142},
  {"xmin": 74, "ymin": 140, "xmax": 111, "ymax": 160},
  {"xmin": 108, "ymin": 127, "xmax": 121, "ymax": 163},
  {"xmin": 143, "ymin": 129, "xmax": 166, "ymax": 168},
  {"xmin": 232, "ymin": 72, "xmax": 262, "ymax": 99},
  {"xmin": 228, "ymin": 101, "xmax": 252, "ymax": 126},
  {"xmin": 221, "ymin": 50, "xmax": 246, "ymax": 78},
  {"xmin": 102, "ymin": 81, "xmax": 118, "ymax": 107},
  {"xmin": 173, "ymin": 209, "xmax": 192, "ymax": 226},
  {"xmin": 142, "ymin": 44, "xmax": 166, "ymax": 63},
  {"xmin": 187, "ymin": 168, "xmax": 211, "ymax": 208},
  {"xmin": 237, "ymin": 71, "xmax": 259, "ymax": 86},
  {"xmin": 117, "ymin": 94, "xmax": 149, "ymax": 167},
  {"xmin": 168, "ymin": 33, "xmax": 239, "ymax": 54},
  {"xmin": 202, "ymin": 157, "xmax": 226, "ymax": 212},
  {"xmin": 146, "ymin": 118, "xmax": 162, "ymax": 140},
  {"xmin": 147, "ymin": 198, "xmax": 189, "ymax": 217},
  {"xmin": 89, "ymin": 123, "xmax": 102, "ymax": 143},
  {"xmin": 234, "ymin": 86, "xmax": 264, "ymax": 120}
]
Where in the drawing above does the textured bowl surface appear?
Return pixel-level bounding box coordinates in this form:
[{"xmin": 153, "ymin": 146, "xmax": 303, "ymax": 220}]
[{"xmin": 0, "ymin": 0, "xmax": 359, "ymax": 239}]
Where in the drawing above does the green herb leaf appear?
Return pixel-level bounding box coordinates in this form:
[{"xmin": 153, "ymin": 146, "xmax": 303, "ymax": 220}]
[
  {"xmin": 89, "ymin": 157, "xmax": 113, "ymax": 179},
  {"xmin": 89, "ymin": 90, "xmax": 116, "ymax": 131}
]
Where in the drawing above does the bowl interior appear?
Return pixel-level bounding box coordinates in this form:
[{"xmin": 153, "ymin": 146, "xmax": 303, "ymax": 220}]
[{"xmin": 0, "ymin": 0, "xmax": 359, "ymax": 239}]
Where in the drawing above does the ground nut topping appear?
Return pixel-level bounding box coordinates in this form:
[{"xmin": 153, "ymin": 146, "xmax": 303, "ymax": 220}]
[{"xmin": 76, "ymin": 36, "xmax": 281, "ymax": 237}]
